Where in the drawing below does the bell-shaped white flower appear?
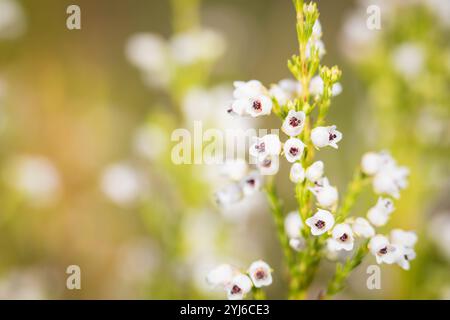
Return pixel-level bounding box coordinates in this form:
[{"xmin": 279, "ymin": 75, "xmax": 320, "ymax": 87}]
[
  {"xmin": 284, "ymin": 211, "xmax": 303, "ymax": 239},
  {"xmin": 306, "ymin": 209, "xmax": 335, "ymax": 236},
  {"xmin": 283, "ymin": 138, "xmax": 305, "ymax": 163},
  {"xmin": 311, "ymin": 125, "xmax": 342, "ymax": 149},
  {"xmin": 289, "ymin": 163, "xmax": 305, "ymax": 183},
  {"xmin": 289, "ymin": 237, "xmax": 306, "ymax": 251},
  {"xmin": 309, "ymin": 177, "xmax": 339, "ymax": 209},
  {"xmin": 240, "ymin": 171, "xmax": 263, "ymax": 196},
  {"xmin": 282, "ymin": 110, "xmax": 306, "ymax": 137},
  {"xmin": 248, "ymin": 260, "xmax": 272, "ymax": 288},
  {"xmin": 249, "ymin": 134, "xmax": 281, "ymax": 160},
  {"xmin": 214, "ymin": 183, "xmax": 243, "ymax": 207},
  {"xmin": 227, "ymin": 98, "xmax": 249, "ymax": 117},
  {"xmin": 305, "ymin": 160, "xmax": 324, "ymax": 182},
  {"xmin": 257, "ymin": 154, "xmax": 279, "ymax": 176},
  {"xmin": 206, "ymin": 264, "xmax": 236, "ymax": 288},
  {"xmin": 233, "ymin": 80, "xmax": 265, "ymax": 99},
  {"xmin": 369, "ymin": 235, "xmax": 399, "ymax": 265},
  {"xmin": 367, "ymin": 197, "xmax": 395, "ymax": 227},
  {"xmin": 361, "ymin": 152, "xmax": 382, "ymax": 176},
  {"xmin": 245, "ymin": 95, "xmax": 273, "ymax": 117},
  {"xmin": 352, "ymin": 217, "xmax": 375, "ymax": 238},
  {"xmin": 395, "ymin": 246, "xmax": 417, "ymax": 270},
  {"xmin": 328, "ymin": 223, "xmax": 354, "ymax": 251},
  {"xmin": 226, "ymin": 274, "xmax": 253, "ymax": 300},
  {"xmin": 373, "ymin": 166, "xmax": 409, "ymax": 199}
]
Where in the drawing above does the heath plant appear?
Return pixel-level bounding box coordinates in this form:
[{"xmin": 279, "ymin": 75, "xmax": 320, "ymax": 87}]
[{"xmin": 209, "ymin": 0, "xmax": 417, "ymax": 300}]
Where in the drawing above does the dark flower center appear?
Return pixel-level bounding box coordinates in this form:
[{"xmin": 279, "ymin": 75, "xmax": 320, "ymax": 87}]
[
  {"xmin": 253, "ymin": 100, "xmax": 262, "ymax": 111},
  {"xmin": 255, "ymin": 269, "xmax": 266, "ymax": 280},
  {"xmin": 231, "ymin": 285, "xmax": 242, "ymax": 294},
  {"xmin": 315, "ymin": 220, "xmax": 325, "ymax": 229},
  {"xmin": 289, "ymin": 147, "xmax": 299, "ymax": 156},
  {"xmin": 262, "ymin": 158, "xmax": 272, "ymax": 167},
  {"xmin": 246, "ymin": 178, "xmax": 255, "ymax": 187},
  {"xmin": 379, "ymin": 247, "xmax": 388, "ymax": 255},
  {"xmin": 255, "ymin": 142, "xmax": 265, "ymax": 153},
  {"xmin": 289, "ymin": 117, "xmax": 301, "ymax": 127},
  {"xmin": 329, "ymin": 133, "xmax": 337, "ymax": 141},
  {"xmin": 339, "ymin": 233, "xmax": 348, "ymax": 242}
]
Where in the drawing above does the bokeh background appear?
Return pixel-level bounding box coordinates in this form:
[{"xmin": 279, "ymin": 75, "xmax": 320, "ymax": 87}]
[{"xmin": 0, "ymin": 0, "xmax": 448, "ymax": 299}]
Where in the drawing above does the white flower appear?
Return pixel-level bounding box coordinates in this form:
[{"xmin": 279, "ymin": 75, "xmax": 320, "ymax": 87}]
[
  {"xmin": 309, "ymin": 177, "xmax": 338, "ymax": 209},
  {"xmin": 245, "ymin": 95, "xmax": 273, "ymax": 117},
  {"xmin": 352, "ymin": 217, "xmax": 375, "ymax": 238},
  {"xmin": 248, "ymin": 260, "xmax": 272, "ymax": 288},
  {"xmin": 125, "ymin": 33, "xmax": 168, "ymax": 73},
  {"xmin": 305, "ymin": 39, "xmax": 325, "ymax": 59},
  {"xmin": 361, "ymin": 152, "xmax": 382, "ymax": 176},
  {"xmin": 305, "ymin": 160, "xmax": 324, "ymax": 182},
  {"xmin": 240, "ymin": 171, "xmax": 263, "ymax": 196},
  {"xmin": 233, "ymin": 80, "xmax": 265, "ymax": 99},
  {"xmin": 257, "ymin": 155, "xmax": 280, "ymax": 176},
  {"xmin": 372, "ymin": 165, "xmax": 409, "ymax": 199},
  {"xmin": 170, "ymin": 29, "xmax": 225, "ymax": 65},
  {"xmin": 390, "ymin": 229, "xmax": 418, "ymax": 270},
  {"xmin": 283, "ymin": 138, "xmax": 305, "ymax": 163},
  {"xmin": 306, "ymin": 209, "xmax": 335, "ymax": 236},
  {"xmin": 221, "ymin": 159, "xmax": 248, "ymax": 181},
  {"xmin": 133, "ymin": 125, "xmax": 167, "ymax": 160},
  {"xmin": 369, "ymin": 235, "xmax": 399, "ymax": 265},
  {"xmin": 390, "ymin": 229, "xmax": 417, "ymax": 249},
  {"xmin": 289, "ymin": 238, "xmax": 306, "ymax": 251},
  {"xmin": 289, "ymin": 163, "xmax": 305, "ymax": 183},
  {"xmin": 249, "ymin": 134, "xmax": 281, "ymax": 160},
  {"xmin": 392, "ymin": 42, "xmax": 424, "ymax": 78},
  {"xmin": 367, "ymin": 197, "xmax": 395, "ymax": 227},
  {"xmin": 269, "ymin": 79, "xmax": 302, "ymax": 105},
  {"xmin": 101, "ymin": 163, "xmax": 143, "ymax": 206},
  {"xmin": 226, "ymin": 274, "xmax": 253, "ymax": 300},
  {"xmin": 328, "ymin": 223, "xmax": 354, "ymax": 251},
  {"xmin": 282, "ymin": 110, "xmax": 306, "ymax": 137},
  {"xmin": 284, "ymin": 211, "xmax": 303, "ymax": 239},
  {"xmin": 312, "ymin": 19, "xmax": 322, "ymax": 40},
  {"xmin": 214, "ymin": 183, "xmax": 243, "ymax": 207},
  {"xmin": 206, "ymin": 264, "xmax": 236, "ymax": 288},
  {"xmin": 311, "ymin": 125, "xmax": 342, "ymax": 149}
]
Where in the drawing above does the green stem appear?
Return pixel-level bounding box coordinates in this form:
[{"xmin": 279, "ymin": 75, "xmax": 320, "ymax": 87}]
[{"xmin": 324, "ymin": 240, "xmax": 369, "ymax": 299}]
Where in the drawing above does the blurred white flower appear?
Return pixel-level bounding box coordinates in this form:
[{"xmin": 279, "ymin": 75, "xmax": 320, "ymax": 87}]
[
  {"xmin": 367, "ymin": 197, "xmax": 395, "ymax": 227},
  {"xmin": 206, "ymin": 264, "xmax": 236, "ymax": 288},
  {"xmin": 269, "ymin": 79, "xmax": 301, "ymax": 105},
  {"xmin": 132, "ymin": 124, "xmax": 167, "ymax": 160},
  {"xmin": 289, "ymin": 162, "xmax": 305, "ymax": 184},
  {"xmin": 283, "ymin": 138, "xmax": 305, "ymax": 163},
  {"xmin": 284, "ymin": 210, "xmax": 303, "ymax": 239},
  {"xmin": 248, "ymin": 260, "xmax": 272, "ymax": 288},
  {"xmin": 361, "ymin": 152, "xmax": 382, "ymax": 176},
  {"xmin": 226, "ymin": 273, "xmax": 253, "ymax": 300},
  {"xmin": 249, "ymin": 134, "xmax": 281, "ymax": 160},
  {"xmin": 306, "ymin": 209, "xmax": 335, "ymax": 236},
  {"xmin": 0, "ymin": 0, "xmax": 26, "ymax": 39},
  {"xmin": 170, "ymin": 29, "xmax": 225, "ymax": 65},
  {"xmin": 214, "ymin": 183, "xmax": 243, "ymax": 207},
  {"xmin": 428, "ymin": 212, "xmax": 450, "ymax": 261},
  {"xmin": 100, "ymin": 163, "xmax": 143, "ymax": 206},
  {"xmin": 240, "ymin": 171, "xmax": 263, "ymax": 196},
  {"xmin": 311, "ymin": 125, "xmax": 342, "ymax": 149},
  {"xmin": 392, "ymin": 42, "xmax": 425, "ymax": 78},
  {"xmin": 369, "ymin": 235, "xmax": 399, "ymax": 265},
  {"xmin": 328, "ymin": 223, "xmax": 354, "ymax": 251},
  {"xmin": 305, "ymin": 39, "xmax": 325, "ymax": 59},
  {"xmin": 309, "ymin": 76, "xmax": 342, "ymax": 97},
  {"xmin": 0, "ymin": 268, "xmax": 47, "ymax": 299},
  {"xmin": 233, "ymin": 80, "xmax": 265, "ymax": 99},
  {"xmin": 125, "ymin": 33, "xmax": 168, "ymax": 73},
  {"xmin": 309, "ymin": 177, "xmax": 338, "ymax": 209},
  {"xmin": 352, "ymin": 217, "xmax": 375, "ymax": 238},
  {"xmin": 220, "ymin": 158, "xmax": 248, "ymax": 181},
  {"xmin": 282, "ymin": 110, "xmax": 306, "ymax": 137},
  {"xmin": 390, "ymin": 229, "xmax": 418, "ymax": 270},
  {"xmin": 257, "ymin": 154, "xmax": 279, "ymax": 176},
  {"xmin": 7, "ymin": 155, "xmax": 61, "ymax": 205},
  {"xmin": 305, "ymin": 160, "xmax": 324, "ymax": 183}
]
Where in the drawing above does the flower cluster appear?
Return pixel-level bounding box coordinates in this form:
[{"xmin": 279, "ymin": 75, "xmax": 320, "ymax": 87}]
[{"xmin": 207, "ymin": 260, "xmax": 273, "ymax": 300}]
